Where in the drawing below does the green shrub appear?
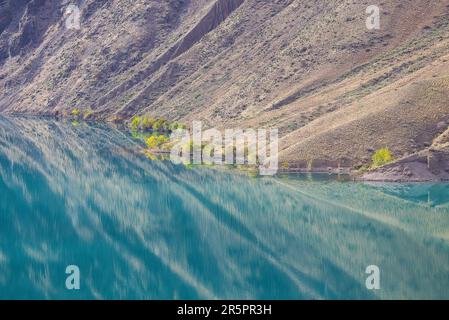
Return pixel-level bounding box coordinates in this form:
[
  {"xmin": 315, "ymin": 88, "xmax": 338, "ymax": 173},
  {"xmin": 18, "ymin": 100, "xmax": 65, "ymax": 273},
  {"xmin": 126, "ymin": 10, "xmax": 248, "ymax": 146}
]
[
  {"xmin": 130, "ymin": 114, "xmax": 184, "ymax": 133},
  {"xmin": 146, "ymin": 135, "xmax": 169, "ymax": 149},
  {"xmin": 146, "ymin": 136, "xmax": 158, "ymax": 149},
  {"xmin": 371, "ymin": 148, "xmax": 394, "ymax": 167},
  {"xmin": 170, "ymin": 122, "xmax": 181, "ymax": 130},
  {"xmin": 141, "ymin": 116, "xmax": 155, "ymax": 131},
  {"xmin": 153, "ymin": 118, "xmax": 167, "ymax": 131},
  {"xmin": 71, "ymin": 108, "xmax": 80, "ymax": 117},
  {"xmin": 130, "ymin": 116, "xmax": 141, "ymax": 131},
  {"xmin": 156, "ymin": 135, "xmax": 169, "ymax": 145}
]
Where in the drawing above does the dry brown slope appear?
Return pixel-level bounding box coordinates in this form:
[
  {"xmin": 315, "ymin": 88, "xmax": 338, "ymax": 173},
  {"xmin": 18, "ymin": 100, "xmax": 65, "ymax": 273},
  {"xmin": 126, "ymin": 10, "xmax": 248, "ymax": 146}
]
[
  {"xmin": 280, "ymin": 36, "xmax": 449, "ymax": 166},
  {"xmin": 0, "ymin": 0, "xmax": 449, "ymax": 166}
]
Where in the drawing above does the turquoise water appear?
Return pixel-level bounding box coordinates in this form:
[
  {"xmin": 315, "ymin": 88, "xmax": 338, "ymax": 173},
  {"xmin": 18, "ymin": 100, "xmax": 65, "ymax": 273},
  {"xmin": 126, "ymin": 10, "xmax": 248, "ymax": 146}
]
[{"xmin": 0, "ymin": 116, "xmax": 448, "ymax": 300}]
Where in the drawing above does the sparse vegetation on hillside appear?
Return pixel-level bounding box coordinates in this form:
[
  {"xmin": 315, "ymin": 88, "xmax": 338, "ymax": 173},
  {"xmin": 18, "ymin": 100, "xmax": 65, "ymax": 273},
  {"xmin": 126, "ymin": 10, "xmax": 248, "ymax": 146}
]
[
  {"xmin": 1, "ymin": 0, "xmax": 449, "ymax": 168},
  {"xmin": 129, "ymin": 114, "xmax": 185, "ymax": 133},
  {"xmin": 68, "ymin": 108, "xmax": 95, "ymax": 122}
]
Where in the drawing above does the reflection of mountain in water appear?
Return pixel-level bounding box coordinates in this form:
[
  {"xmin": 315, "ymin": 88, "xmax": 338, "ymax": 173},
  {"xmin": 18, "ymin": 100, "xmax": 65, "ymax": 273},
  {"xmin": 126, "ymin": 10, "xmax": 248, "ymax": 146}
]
[
  {"xmin": 363, "ymin": 183, "xmax": 449, "ymax": 208},
  {"xmin": 0, "ymin": 116, "xmax": 448, "ymax": 300}
]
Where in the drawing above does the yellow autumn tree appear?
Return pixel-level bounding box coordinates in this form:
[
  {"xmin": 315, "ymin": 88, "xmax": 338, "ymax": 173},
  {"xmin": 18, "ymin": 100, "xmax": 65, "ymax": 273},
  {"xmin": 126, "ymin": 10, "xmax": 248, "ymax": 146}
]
[{"xmin": 371, "ymin": 148, "xmax": 394, "ymax": 167}]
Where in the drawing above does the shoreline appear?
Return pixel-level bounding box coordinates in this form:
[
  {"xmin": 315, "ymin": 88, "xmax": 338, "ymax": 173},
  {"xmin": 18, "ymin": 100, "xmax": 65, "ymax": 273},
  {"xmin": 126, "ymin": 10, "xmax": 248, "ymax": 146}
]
[{"xmin": 2, "ymin": 114, "xmax": 449, "ymax": 183}]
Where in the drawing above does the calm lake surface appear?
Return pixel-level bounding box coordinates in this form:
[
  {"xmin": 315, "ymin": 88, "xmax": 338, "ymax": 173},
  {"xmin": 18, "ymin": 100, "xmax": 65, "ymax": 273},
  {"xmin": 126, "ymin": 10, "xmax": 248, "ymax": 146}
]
[{"xmin": 0, "ymin": 116, "xmax": 448, "ymax": 300}]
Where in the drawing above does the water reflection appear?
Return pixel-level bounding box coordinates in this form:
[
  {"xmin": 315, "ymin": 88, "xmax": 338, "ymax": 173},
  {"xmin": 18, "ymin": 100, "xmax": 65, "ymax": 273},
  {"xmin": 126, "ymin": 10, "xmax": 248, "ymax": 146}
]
[
  {"xmin": 364, "ymin": 182, "xmax": 449, "ymax": 207},
  {"xmin": 0, "ymin": 116, "xmax": 448, "ymax": 299}
]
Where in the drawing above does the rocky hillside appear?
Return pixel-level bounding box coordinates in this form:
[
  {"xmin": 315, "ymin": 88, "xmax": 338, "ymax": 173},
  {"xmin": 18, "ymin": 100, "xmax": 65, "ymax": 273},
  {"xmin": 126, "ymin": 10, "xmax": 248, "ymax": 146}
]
[{"xmin": 0, "ymin": 0, "xmax": 449, "ymax": 166}]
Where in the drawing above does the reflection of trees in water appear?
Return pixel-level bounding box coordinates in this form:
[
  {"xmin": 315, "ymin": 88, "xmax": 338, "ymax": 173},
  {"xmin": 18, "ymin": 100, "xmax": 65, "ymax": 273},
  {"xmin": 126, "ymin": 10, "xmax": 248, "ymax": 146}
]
[{"xmin": 0, "ymin": 116, "xmax": 449, "ymax": 299}]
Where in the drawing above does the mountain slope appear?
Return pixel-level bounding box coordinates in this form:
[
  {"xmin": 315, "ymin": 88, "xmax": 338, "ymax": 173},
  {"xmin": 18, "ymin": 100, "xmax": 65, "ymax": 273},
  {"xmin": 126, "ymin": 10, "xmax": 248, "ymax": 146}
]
[{"xmin": 0, "ymin": 0, "xmax": 449, "ymax": 166}]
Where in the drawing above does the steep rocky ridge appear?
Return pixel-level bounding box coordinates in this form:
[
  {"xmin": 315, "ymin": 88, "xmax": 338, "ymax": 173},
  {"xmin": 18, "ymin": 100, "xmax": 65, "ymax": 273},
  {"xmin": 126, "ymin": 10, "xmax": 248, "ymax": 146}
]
[{"xmin": 0, "ymin": 0, "xmax": 448, "ymax": 167}]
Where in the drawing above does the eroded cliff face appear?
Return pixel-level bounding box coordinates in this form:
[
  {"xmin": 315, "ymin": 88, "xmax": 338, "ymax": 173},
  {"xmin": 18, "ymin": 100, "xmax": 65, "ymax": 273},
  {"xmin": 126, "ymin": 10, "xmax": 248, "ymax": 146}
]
[
  {"xmin": 0, "ymin": 0, "xmax": 449, "ymax": 165},
  {"xmin": 0, "ymin": 0, "xmax": 61, "ymax": 62},
  {"xmin": 0, "ymin": 0, "xmax": 28, "ymax": 61},
  {"xmin": 0, "ymin": 0, "xmax": 240, "ymax": 115}
]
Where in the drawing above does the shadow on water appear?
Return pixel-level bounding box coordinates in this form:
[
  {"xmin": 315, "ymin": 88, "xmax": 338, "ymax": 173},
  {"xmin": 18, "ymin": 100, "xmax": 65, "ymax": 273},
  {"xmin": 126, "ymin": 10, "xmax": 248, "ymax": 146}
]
[{"xmin": 0, "ymin": 116, "xmax": 448, "ymax": 299}]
